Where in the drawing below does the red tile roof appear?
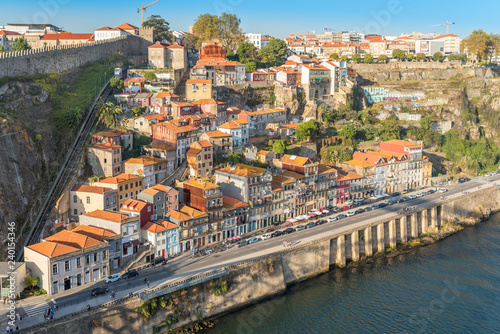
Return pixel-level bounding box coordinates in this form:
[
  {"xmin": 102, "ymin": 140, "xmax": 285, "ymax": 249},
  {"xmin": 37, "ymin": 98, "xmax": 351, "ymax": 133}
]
[
  {"xmin": 120, "ymin": 199, "xmax": 150, "ymax": 212},
  {"xmin": 84, "ymin": 210, "xmax": 131, "ymax": 223},
  {"xmin": 142, "ymin": 221, "xmax": 167, "ymax": 233},
  {"xmin": 71, "ymin": 184, "xmax": 114, "ymax": 194},
  {"xmin": 40, "ymin": 33, "xmax": 93, "ymax": 41}
]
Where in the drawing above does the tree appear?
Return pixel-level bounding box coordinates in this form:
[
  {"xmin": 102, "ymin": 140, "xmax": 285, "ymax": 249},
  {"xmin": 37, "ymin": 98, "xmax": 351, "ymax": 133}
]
[
  {"xmin": 352, "ymin": 53, "xmax": 362, "ymax": 63},
  {"xmin": 237, "ymin": 42, "xmax": 259, "ymax": 64},
  {"xmin": 0, "ymin": 45, "xmax": 5, "ymax": 52},
  {"xmin": 378, "ymin": 55, "xmax": 388, "ymax": 63},
  {"xmin": 330, "ymin": 52, "xmax": 339, "ymax": 59},
  {"xmin": 364, "ymin": 53, "xmax": 374, "ymax": 63},
  {"xmin": 296, "ymin": 119, "xmax": 322, "ymax": 142},
  {"xmin": 420, "ymin": 115, "xmax": 433, "ymax": 132},
  {"xmin": 142, "ymin": 15, "xmax": 171, "ymax": 42},
  {"xmin": 340, "ymin": 55, "xmax": 349, "ymax": 62},
  {"xmin": 406, "ymin": 53, "xmax": 415, "ymax": 61},
  {"xmin": 24, "ymin": 276, "xmax": 39, "ymax": 289},
  {"xmin": 307, "ymin": 53, "xmax": 317, "ymax": 59},
  {"xmin": 143, "ymin": 72, "xmax": 156, "ymax": 81},
  {"xmin": 190, "ymin": 13, "xmax": 244, "ymax": 53},
  {"xmin": 339, "ymin": 125, "xmax": 356, "ymax": 140},
  {"xmin": 416, "ymin": 53, "xmax": 427, "ymax": 62},
  {"xmin": 191, "ymin": 13, "xmax": 221, "ymax": 49},
  {"xmin": 462, "ymin": 30, "xmax": 492, "ymax": 62},
  {"xmin": 110, "ymin": 77, "xmax": 124, "ymax": 92},
  {"xmin": 245, "ymin": 61, "xmax": 257, "ymax": 71},
  {"xmin": 272, "ymin": 140, "xmax": 286, "ymax": 154},
  {"xmin": 227, "ymin": 153, "xmax": 244, "ymax": 165},
  {"xmin": 132, "ymin": 106, "xmax": 146, "ymax": 117},
  {"xmin": 12, "ymin": 37, "xmax": 31, "ymax": 51},
  {"xmin": 432, "ymin": 52, "xmax": 445, "ymax": 62},
  {"xmin": 259, "ymin": 39, "xmax": 287, "ymax": 66},
  {"xmin": 378, "ymin": 115, "xmax": 401, "ymax": 140},
  {"xmin": 392, "ymin": 49, "xmax": 406, "ymax": 60},
  {"xmin": 97, "ymin": 102, "xmax": 123, "ymax": 127}
]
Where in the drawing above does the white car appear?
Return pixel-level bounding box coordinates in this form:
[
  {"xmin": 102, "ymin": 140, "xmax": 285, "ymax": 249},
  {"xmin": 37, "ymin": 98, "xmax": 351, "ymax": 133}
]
[
  {"xmin": 105, "ymin": 273, "xmax": 121, "ymax": 283},
  {"xmin": 346, "ymin": 211, "xmax": 356, "ymax": 217},
  {"xmin": 439, "ymin": 188, "xmax": 448, "ymax": 193},
  {"xmin": 409, "ymin": 195, "xmax": 417, "ymax": 199},
  {"xmin": 261, "ymin": 233, "xmax": 272, "ymax": 240},
  {"xmin": 327, "ymin": 217, "xmax": 337, "ymax": 222}
]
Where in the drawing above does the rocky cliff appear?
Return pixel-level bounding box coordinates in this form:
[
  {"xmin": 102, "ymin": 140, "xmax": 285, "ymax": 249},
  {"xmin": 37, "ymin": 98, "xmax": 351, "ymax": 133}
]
[{"xmin": 0, "ymin": 80, "xmax": 62, "ymax": 259}]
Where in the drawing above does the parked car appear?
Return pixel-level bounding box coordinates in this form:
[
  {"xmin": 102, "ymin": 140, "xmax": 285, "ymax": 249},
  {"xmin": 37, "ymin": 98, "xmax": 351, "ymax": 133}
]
[
  {"xmin": 261, "ymin": 233, "xmax": 272, "ymax": 240},
  {"xmin": 237, "ymin": 240, "xmax": 249, "ymax": 247},
  {"xmin": 346, "ymin": 211, "xmax": 355, "ymax": 217},
  {"xmin": 409, "ymin": 194, "xmax": 417, "ymax": 200},
  {"xmin": 428, "ymin": 189, "xmax": 436, "ymax": 194},
  {"xmin": 392, "ymin": 192, "xmax": 401, "ymax": 197},
  {"xmin": 316, "ymin": 219, "xmax": 327, "ymax": 225},
  {"xmin": 283, "ymin": 227, "xmax": 295, "ymax": 234},
  {"xmin": 271, "ymin": 231, "xmax": 284, "ymax": 238},
  {"xmin": 378, "ymin": 203, "xmax": 387, "ymax": 208},
  {"xmin": 337, "ymin": 214, "xmax": 347, "ymax": 219},
  {"xmin": 387, "ymin": 199, "xmax": 397, "ymax": 205},
  {"xmin": 439, "ymin": 188, "xmax": 448, "ymax": 193},
  {"xmin": 305, "ymin": 222, "xmax": 316, "ymax": 228},
  {"xmin": 327, "ymin": 217, "xmax": 337, "ymax": 222},
  {"xmin": 105, "ymin": 274, "xmax": 121, "ymax": 284},
  {"xmin": 247, "ymin": 237, "xmax": 261, "ymax": 244},
  {"xmin": 91, "ymin": 287, "xmax": 109, "ymax": 296},
  {"xmin": 355, "ymin": 208, "xmax": 365, "ymax": 214},
  {"xmin": 295, "ymin": 225, "xmax": 306, "ymax": 231},
  {"xmin": 365, "ymin": 206, "xmax": 374, "ymax": 212},
  {"xmin": 121, "ymin": 270, "xmax": 139, "ymax": 279},
  {"xmin": 151, "ymin": 256, "xmax": 165, "ymax": 265},
  {"xmin": 341, "ymin": 206, "xmax": 350, "ymax": 211}
]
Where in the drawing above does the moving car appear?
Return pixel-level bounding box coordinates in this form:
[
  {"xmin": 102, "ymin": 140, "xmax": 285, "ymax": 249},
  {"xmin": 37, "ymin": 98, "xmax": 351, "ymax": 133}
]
[
  {"xmin": 151, "ymin": 256, "xmax": 165, "ymax": 265},
  {"xmin": 105, "ymin": 273, "xmax": 121, "ymax": 284},
  {"xmin": 91, "ymin": 287, "xmax": 109, "ymax": 296},
  {"xmin": 237, "ymin": 240, "xmax": 249, "ymax": 247},
  {"xmin": 439, "ymin": 188, "xmax": 448, "ymax": 193},
  {"xmin": 247, "ymin": 237, "xmax": 261, "ymax": 244},
  {"xmin": 295, "ymin": 225, "xmax": 306, "ymax": 231},
  {"xmin": 121, "ymin": 270, "xmax": 139, "ymax": 279},
  {"xmin": 305, "ymin": 222, "xmax": 317, "ymax": 228}
]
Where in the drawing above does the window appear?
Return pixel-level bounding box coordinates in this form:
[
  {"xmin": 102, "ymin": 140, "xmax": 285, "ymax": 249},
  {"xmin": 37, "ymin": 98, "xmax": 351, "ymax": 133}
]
[
  {"xmin": 103, "ymin": 250, "xmax": 107, "ymax": 261},
  {"xmin": 125, "ymin": 184, "xmax": 128, "ymax": 190},
  {"xmin": 52, "ymin": 264, "xmax": 58, "ymax": 275},
  {"xmin": 76, "ymin": 274, "xmax": 82, "ymax": 286},
  {"xmin": 86, "ymin": 196, "xmax": 90, "ymax": 204},
  {"xmin": 73, "ymin": 209, "xmax": 77, "ymax": 215},
  {"xmin": 119, "ymin": 194, "xmax": 123, "ymax": 200},
  {"xmin": 93, "ymin": 253, "xmax": 98, "ymax": 263},
  {"xmin": 104, "ymin": 159, "xmax": 107, "ymax": 163},
  {"xmin": 86, "ymin": 255, "xmax": 90, "ymax": 265},
  {"xmin": 130, "ymin": 191, "xmax": 133, "ymax": 198},
  {"xmin": 73, "ymin": 195, "xmax": 77, "ymax": 203},
  {"xmin": 76, "ymin": 258, "xmax": 81, "ymax": 268}
]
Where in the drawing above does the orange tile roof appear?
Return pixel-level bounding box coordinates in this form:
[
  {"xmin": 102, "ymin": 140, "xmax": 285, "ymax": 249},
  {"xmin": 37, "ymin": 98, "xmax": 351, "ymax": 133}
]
[
  {"xmin": 198, "ymin": 140, "xmax": 213, "ymax": 148},
  {"xmin": 217, "ymin": 164, "xmax": 267, "ymax": 177},
  {"xmin": 180, "ymin": 205, "xmax": 207, "ymax": 218},
  {"xmin": 45, "ymin": 230, "xmax": 103, "ymax": 250},
  {"xmin": 192, "ymin": 99, "xmax": 217, "ymax": 105},
  {"xmin": 72, "ymin": 225, "xmax": 117, "ymax": 241},
  {"xmin": 187, "ymin": 148, "xmax": 202, "ymax": 155},
  {"xmin": 186, "ymin": 79, "xmax": 211, "ymax": 84},
  {"xmin": 124, "ymin": 155, "xmax": 166, "ymax": 166},
  {"xmin": 343, "ymin": 159, "xmax": 374, "ymax": 168},
  {"xmin": 121, "ymin": 199, "xmax": 149, "ymax": 212},
  {"xmin": 219, "ymin": 121, "xmax": 242, "ymax": 130},
  {"xmin": 222, "ymin": 196, "xmax": 249, "ymax": 209},
  {"xmin": 116, "ymin": 23, "xmax": 139, "ymax": 30},
  {"xmin": 144, "ymin": 114, "xmax": 167, "ymax": 121},
  {"xmin": 272, "ymin": 181, "xmax": 283, "ymax": 191},
  {"xmin": 27, "ymin": 241, "xmax": 80, "ymax": 258},
  {"xmin": 167, "ymin": 43, "xmax": 184, "ymax": 49},
  {"xmin": 91, "ymin": 142, "xmax": 122, "ymax": 150},
  {"xmin": 204, "ymin": 130, "xmax": 232, "ymax": 138},
  {"xmin": 71, "ymin": 184, "xmax": 114, "ymax": 194},
  {"xmin": 40, "ymin": 32, "xmax": 93, "ymax": 41},
  {"xmin": 148, "ymin": 41, "xmax": 170, "ymax": 48},
  {"xmin": 257, "ymin": 150, "xmax": 271, "ymax": 156},
  {"xmin": 280, "ymin": 123, "xmax": 299, "ymax": 129},
  {"xmin": 280, "ymin": 155, "xmax": 312, "ymax": 166},
  {"xmin": 155, "ymin": 122, "xmax": 198, "ymax": 134},
  {"xmin": 165, "ymin": 210, "xmax": 193, "ymax": 222},
  {"xmin": 98, "ymin": 174, "xmax": 143, "ymax": 185},
  {"xmin": 184, "ymin": 178, "xmax": 220, "ymax": 190},
  {"xmin": 158, "ymin": 219, "xmax": 179, "ymax": 230},
  {"xmin": 0, "ymin": 30, "xmax": 21, "ymax": 36},
  {"xmin": 383, "ymin": 139, "xmax": 421, "ymax": 148},
  {"xmin": 142, "ymin": 221, "xmax": 167, "ymax": 233},
  {"xmin": 95, "ymin": 26, "xmax": 112, "ymax": 31},
  {"xmin": 84, "ymin": 210, "xmax": 132, "ymax": 223},
  {"xmin": 233, "ymin": 119, "xmax": 248, "ymax": 125}
]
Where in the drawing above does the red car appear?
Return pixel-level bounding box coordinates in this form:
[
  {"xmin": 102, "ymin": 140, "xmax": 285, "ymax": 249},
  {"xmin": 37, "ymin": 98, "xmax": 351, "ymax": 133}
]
[{"xmin": 341, "ymin": 206, "xmax": 350, "ymax": 211}]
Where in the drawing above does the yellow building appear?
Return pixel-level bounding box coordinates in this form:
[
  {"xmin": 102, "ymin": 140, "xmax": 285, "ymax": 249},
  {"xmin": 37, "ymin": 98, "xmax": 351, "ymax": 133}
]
[
  {"xmin": 422, "ymin": 156, "xmax": 433, "ymax": 187},
  {"xmin": 95, "ymin": 173, "xmax": 145, "ymax": 208},
  {"xmin": 185, "ymin": 79, "xmax": 212, "ymax": 102}
]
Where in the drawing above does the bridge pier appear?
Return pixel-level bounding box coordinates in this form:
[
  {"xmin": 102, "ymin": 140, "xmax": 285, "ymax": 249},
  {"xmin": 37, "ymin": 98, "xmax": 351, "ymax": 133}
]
[
  {"xmin": 389, "ymin": 220, "xmax": 397, "ymax": 248},
  {"xmin": 411, "ymin": 212, "xmax": 418, "ymax": 238},
  {"xmin": 421, "ymin": 209, "xmax": 428, "ymax": 234},
  {"xmin": 400, "ymin": 216, "xmax": 408, "ymax": 243},
  {"xmin": 431, "ymin": 206, "xmax": 438, "ymax": 228},
  {"xmin": 364, "ymin": 227, "xmax": 373, "ymax": 257},
  {"xmin": 351, "ymin": 232, "xmax": 359, "ymax": 261},
  {"xmin": 377, "ymin": 223, "xmax": 385, "ymax": 252},
  {"xmin": 336, "ymin": 235, "xmax": 346, "ymax": 267}
]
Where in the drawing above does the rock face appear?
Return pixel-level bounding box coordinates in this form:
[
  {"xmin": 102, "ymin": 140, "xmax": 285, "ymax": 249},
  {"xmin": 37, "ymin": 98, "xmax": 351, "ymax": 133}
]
[{"xmin": 0, "ymin": 81, "xmax": 61, "ymax": 259}]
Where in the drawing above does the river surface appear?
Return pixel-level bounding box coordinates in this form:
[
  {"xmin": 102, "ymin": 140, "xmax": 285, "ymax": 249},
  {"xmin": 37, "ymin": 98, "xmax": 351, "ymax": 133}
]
[{"xmin": 204, "ymin": 215, "xmax": 500, "ymax": 334}]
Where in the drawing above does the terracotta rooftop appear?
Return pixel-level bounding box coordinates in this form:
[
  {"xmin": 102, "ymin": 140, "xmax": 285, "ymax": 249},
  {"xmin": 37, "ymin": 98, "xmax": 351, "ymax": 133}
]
[
  {"xmin": 124, "ymin": 156, "xmax": 166, "ymax": 166},
  {"xmin": 72, "ymin": 225, "xmax": 117, "ymax": 241},
  {"xmin": 204, "ymin": 130, "xmax": 232, "ymax": 138},
  {"xmin": 184, "ymin": 178, "xmax": 220, "ymax": 190},
  {"xmin": 84, "ymin": 210, "xmax": 133, "ymax": 223},
  {"xmin": 98, "ymin": 174, "xmax": 143, "ymax": 185},
  {"xmin": 280, "ymin": 155, "xmax": 313, "ymax": 166},
  {"xmin": 142, "ymin": 221, "xmax": 167, "ymax": 233},
  {"xmin": 71, "ymin": 184, "xmax": 114, "ymax": 194},
  {"xmin": 217, "ymin": 164, "xmax": 267, "ymax": 177}
]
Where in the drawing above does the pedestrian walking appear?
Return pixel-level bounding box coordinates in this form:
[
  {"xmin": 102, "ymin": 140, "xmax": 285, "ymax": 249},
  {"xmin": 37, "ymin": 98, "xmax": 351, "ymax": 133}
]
[
  {"xmin": 87, "ymin": 304, "xmax": 91, "ymax": 311},
  {"xmin": 19, "ymin": 315, "xmax": 22, "ymax": 324},
  {"xmin": 3, "ymin": 297, "xmax": 6, "ymax": 304},
  {"xmin": 147, "ymin": 281, "xmax": 150, "ymax": 288}
]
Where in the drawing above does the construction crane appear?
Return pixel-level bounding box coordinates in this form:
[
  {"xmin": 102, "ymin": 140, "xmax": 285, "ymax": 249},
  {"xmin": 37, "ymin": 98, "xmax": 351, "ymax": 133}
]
[
  {"xmin": 137, "ymin": 0, "xmax": 161, "ymax": 26},
  {"xmin": 291, "ymin": 30, "xmax": 316, "ymax": 36},
  {"xmin": 324, "ymin": 28, "xmax": 336, "ymax": 32},
  {"xmin": 431, "ymin": 21, "xmax": 455, "ymax": 35}
]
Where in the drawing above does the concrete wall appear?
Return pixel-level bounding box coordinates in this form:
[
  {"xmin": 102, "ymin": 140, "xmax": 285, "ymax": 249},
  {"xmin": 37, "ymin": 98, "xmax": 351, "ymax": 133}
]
[{"xmin": 0, "ymin": 35, "xmax": 150, "ymax": 79}]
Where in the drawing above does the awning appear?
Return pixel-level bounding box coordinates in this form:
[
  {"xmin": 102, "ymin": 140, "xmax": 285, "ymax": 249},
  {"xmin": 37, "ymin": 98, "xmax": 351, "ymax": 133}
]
[
  {"xmin": 131, "ymin": 240, "xmax": 140, "ymax": 247},
  {"xmin": 122, "ymin": 242, "xmax": 132, "ymax": 248}
]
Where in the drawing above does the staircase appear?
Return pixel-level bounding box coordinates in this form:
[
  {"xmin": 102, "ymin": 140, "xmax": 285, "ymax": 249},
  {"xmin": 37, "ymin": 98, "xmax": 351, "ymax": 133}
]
[
  {"xmin": 175, "ymin": 69, "xmax": 191, "ymax": 99},
  {"xmin": 123, "ymin": 245, "xmax": 153, "ymax": 271}
]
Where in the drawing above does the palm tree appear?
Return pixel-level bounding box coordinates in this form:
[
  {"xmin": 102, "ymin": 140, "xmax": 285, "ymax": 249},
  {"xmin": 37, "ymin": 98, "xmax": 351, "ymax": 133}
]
[{"xmin": 97, "ymin": 102, "xmax": 123, "ymax": 127}]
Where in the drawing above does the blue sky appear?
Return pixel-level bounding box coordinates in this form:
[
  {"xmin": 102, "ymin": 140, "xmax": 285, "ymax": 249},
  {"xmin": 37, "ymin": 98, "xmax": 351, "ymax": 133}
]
[{"xmin": 1, "ymin": 0, "xmax": 498, "ymax": 38}]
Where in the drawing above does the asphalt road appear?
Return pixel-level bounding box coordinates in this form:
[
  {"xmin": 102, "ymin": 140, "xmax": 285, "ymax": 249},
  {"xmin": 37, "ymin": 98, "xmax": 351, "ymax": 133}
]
[{"xmin": 4, "ymin": 173, "xmax": 499, "ymax": 327}]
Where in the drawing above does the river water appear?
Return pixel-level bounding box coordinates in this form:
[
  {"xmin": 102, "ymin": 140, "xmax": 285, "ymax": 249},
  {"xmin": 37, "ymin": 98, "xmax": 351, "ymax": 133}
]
[{"xmin": 204, "ymin": 215, "xmax": 500, "ymax": 334}]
